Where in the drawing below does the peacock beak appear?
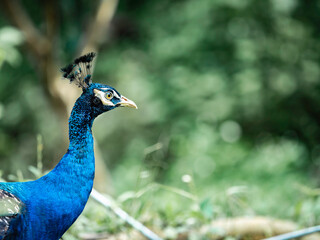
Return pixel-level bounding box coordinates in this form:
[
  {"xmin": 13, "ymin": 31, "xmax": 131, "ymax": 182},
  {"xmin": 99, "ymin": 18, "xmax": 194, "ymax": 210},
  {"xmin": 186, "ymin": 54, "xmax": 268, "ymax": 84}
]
[{"xmin": 118, "ymin": 96, "xmax": 138, "ymax": 109}]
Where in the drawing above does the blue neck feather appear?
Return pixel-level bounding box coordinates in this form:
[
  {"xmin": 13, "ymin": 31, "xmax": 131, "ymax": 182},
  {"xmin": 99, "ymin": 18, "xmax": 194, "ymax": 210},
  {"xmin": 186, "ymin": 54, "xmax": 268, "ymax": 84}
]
[
  {"xmin": 58, "ymin": 94, "xmax": 95, "ymax": 166},
  {"xmin": 51, "ymin": 94, "xmax": 95, "ymax": 178},
  {"xmin": 3, "ymin": 94, "xmax": 97, "ymax": 239}
]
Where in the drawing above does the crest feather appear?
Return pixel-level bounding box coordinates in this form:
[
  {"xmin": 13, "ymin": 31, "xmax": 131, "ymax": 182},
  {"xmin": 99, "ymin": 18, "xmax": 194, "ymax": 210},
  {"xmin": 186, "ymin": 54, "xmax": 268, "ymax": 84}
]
[{"xmin": 61, "ymin": 52, "xmax": 96, "ymax": 89}]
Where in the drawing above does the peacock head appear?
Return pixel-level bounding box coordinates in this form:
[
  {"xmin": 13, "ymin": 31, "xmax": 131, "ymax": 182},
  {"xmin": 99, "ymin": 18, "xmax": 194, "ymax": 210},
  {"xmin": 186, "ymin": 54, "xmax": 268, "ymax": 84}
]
[
  {"xmin": 86, "ymin": 83, "xmax": 137, "ymax": 116},
  {"xmin": 61, "ymin": 52, "xmax": 137, "ymax": 117}
]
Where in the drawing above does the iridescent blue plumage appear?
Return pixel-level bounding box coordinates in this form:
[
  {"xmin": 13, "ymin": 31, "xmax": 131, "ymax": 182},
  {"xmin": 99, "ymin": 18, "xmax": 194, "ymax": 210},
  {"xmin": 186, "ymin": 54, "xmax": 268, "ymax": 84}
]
[{"xmin": 0, "ymin": 53, "xmax": 137, "ymax": 239}]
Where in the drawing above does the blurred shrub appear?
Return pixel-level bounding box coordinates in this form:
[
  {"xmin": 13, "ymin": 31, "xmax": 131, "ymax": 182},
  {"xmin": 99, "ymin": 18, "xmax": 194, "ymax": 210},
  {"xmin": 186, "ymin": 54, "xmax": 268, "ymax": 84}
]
[
  {"xmin": 0, "ymin": 27, "xmax": 23, "ymax": 67},
  {"xmin": 0, "ymin": 0, "xmax": 320, "ymax": 225}
]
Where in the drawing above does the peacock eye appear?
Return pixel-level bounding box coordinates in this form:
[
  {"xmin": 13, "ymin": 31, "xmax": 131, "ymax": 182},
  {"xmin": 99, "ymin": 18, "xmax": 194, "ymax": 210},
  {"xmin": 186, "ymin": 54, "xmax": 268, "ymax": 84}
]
[{"xmin": 105, "ymin": 91, "xmax": 114, "ymax": 100}]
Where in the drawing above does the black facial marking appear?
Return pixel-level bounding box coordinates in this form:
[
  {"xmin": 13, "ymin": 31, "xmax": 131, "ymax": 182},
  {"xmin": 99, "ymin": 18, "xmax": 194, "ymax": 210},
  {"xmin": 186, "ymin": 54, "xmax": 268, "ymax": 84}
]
[{"xmin": 92, "ymin": 96, "xmax": 101, "ymax": 106}]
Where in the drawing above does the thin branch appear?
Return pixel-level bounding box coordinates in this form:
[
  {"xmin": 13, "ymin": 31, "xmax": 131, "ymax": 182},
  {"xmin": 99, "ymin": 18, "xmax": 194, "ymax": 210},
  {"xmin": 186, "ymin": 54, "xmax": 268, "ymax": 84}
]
[
  {"xmin": 2, "ymin": 0, "xmax": 50, "ymax": 59},
  {"xmin": 79, "ymin": 0, "xmax": 119, "ymax": 54},
  {"xmin": 263, "ymin": 225, "xmax": 320, "ymax": 240}
]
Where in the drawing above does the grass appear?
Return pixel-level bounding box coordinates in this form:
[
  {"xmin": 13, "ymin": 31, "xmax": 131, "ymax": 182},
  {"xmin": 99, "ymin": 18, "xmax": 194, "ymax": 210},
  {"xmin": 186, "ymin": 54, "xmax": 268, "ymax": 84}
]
[{"xmin": 2, "ymin": 134, "xmax": 319, "ymax": 239}]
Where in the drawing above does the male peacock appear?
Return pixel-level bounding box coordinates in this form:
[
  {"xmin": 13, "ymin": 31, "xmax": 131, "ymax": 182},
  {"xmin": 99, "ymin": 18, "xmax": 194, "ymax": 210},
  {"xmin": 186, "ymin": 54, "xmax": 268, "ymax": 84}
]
[{"xmin": 0, "ymin": 52, "xmax": 137, "ymax": 240}]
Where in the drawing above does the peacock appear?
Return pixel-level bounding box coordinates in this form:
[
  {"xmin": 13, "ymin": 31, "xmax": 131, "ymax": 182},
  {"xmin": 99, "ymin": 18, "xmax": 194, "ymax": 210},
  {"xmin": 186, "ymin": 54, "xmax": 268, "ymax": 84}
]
[{"xmin": 0, "ymin": 52, "xmax": 137, "ymax": 240}]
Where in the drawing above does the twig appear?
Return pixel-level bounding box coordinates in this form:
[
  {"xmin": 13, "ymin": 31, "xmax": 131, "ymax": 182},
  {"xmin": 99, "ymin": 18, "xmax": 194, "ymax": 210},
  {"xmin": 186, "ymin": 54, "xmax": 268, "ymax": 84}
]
[
  {"xmin": 263, "ymin": 225, "xmax": 320, "ymax": 240},
  {"xmin": 90, "ymin": 188, "xmax": 163, "ymax": 240}
]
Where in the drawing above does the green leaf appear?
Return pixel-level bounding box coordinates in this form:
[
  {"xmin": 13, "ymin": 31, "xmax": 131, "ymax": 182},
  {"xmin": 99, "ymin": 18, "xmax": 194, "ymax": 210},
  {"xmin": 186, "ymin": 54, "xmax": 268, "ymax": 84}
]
[{"xmin": 199, "ymin": 198, "xmax": 214, "ymax": 219}]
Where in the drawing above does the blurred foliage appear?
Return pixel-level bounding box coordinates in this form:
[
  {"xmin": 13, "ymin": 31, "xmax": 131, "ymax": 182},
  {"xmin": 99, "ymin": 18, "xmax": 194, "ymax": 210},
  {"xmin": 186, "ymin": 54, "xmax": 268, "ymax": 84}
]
[
  {"xmin": 0, "ymin": 27, "xmax": 23, "ymax": 67},
  {"xmin": 1, "ymin": 0, "xmax": 320, "ymax": 237}
]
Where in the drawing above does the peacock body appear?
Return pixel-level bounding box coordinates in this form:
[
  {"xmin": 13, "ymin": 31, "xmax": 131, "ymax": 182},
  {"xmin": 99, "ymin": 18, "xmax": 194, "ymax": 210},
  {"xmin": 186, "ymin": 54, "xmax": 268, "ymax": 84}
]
[{"xmin": 0, "ymin": 53, "xmax": 137, "ymax": 240}]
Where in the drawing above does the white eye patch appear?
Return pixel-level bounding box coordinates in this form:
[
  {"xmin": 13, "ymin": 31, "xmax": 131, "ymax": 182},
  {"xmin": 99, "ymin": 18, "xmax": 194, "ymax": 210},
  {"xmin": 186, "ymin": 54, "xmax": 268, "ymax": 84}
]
[
  {"xmin": 101, "ymin": 88, "xmax": 120, "ymax": 99},
  {"xmin": 93, "ymin": 89, "xmax": 115, "ymax": 106}
]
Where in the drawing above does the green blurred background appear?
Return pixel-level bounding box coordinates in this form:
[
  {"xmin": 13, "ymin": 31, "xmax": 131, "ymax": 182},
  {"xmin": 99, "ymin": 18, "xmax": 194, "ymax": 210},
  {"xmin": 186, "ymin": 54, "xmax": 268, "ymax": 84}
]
[{"xmin": 1, "ymin": 0, "xmax": 320, "ymax": 237}]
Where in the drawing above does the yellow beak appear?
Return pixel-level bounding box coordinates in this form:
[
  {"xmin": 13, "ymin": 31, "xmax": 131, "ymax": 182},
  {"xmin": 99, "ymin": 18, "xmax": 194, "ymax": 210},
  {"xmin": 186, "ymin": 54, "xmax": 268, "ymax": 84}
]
[{"xmin": 118, "ymin": 96, "xmax": 138, "ymax": 109}]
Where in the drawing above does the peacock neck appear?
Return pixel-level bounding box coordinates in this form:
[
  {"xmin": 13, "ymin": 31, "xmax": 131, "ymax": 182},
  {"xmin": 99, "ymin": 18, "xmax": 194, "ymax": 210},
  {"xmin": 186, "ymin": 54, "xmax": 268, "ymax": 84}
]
[
  {"xmin": 26, "ymin": 98, "xmax": 97, "ymax": 239},
  {"xmin": 52, "ymin": 96, "xmax": 96, "ymax": 172},
  {"xmin": 68, "ymin": 98, "xmax": 94, "ymax": 154}
]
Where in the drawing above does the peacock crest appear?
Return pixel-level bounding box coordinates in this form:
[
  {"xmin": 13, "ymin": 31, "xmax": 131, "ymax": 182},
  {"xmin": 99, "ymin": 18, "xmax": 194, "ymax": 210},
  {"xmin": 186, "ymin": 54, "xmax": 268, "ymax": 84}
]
[{"xmin": 61, "ymin": 52, "xmax": 96, "ymax": 89}]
